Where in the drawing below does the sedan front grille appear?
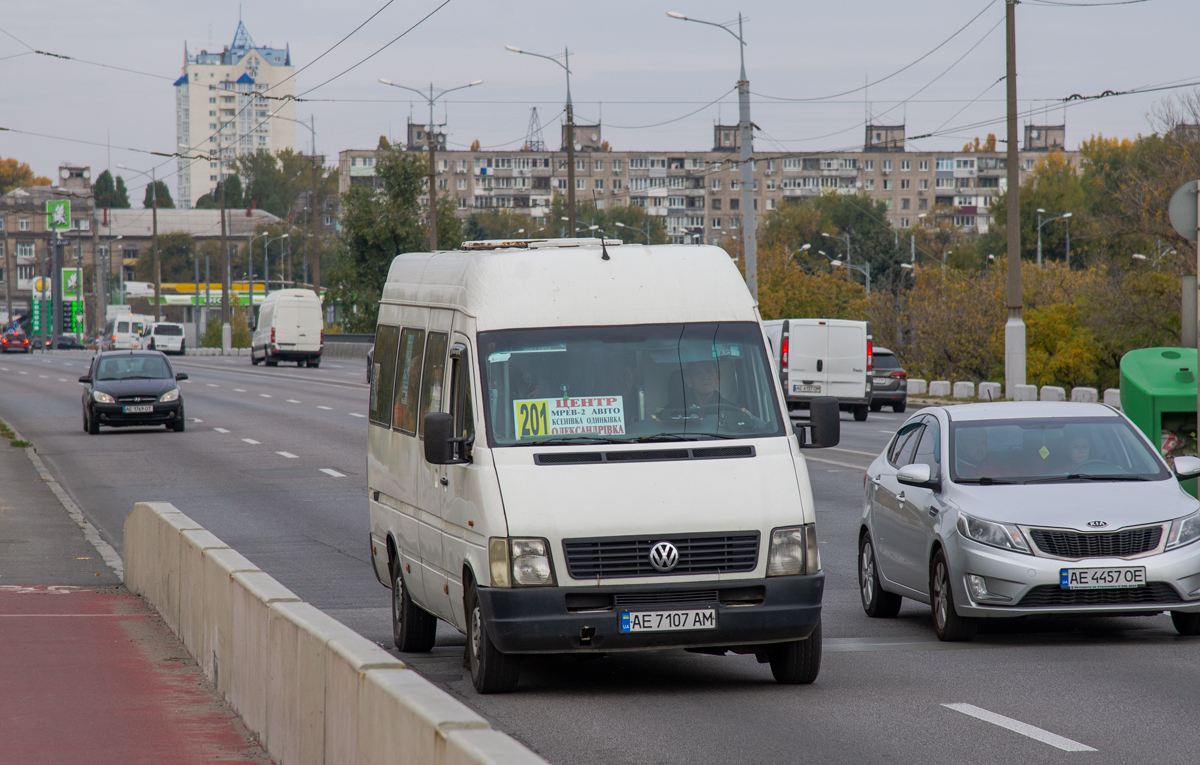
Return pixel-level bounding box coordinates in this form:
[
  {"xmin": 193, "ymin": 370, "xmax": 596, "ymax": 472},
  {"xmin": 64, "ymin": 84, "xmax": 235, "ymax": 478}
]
[
  {"xmin": 1029, "ymin": 526, "xmax": 1162, "ymax": 559},
  {"xmin": 1016, "ymin": 582, "xmax": 1180, "ymax": 608},
  {"xmin": 562, "ymin": 532, "xmax": 759, "ymax": 579},
  {"xmin": 116, "ymin": 395, "xmax": 158, "ymax": 404}
]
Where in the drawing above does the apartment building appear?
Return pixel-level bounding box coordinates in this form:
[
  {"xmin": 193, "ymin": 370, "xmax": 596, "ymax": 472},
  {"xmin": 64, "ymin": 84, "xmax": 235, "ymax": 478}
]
[
  {"xmin": 174, "ymin": 21, "xmax": 296, "ymax": 209},
  {"xmin": 337, "ymin": 122, "xmax": 1074, "ymax": 243}
]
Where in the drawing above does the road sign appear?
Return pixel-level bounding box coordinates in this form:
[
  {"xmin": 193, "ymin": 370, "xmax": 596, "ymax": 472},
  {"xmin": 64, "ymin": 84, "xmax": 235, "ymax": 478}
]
[
  {"xmin": 31, "ymin": 276, "xmax": 51, "ymax": 300},
  {"xmin": 61, "ymin": 268, "xmax": 82, "ymax": 302},
  {"xmin": 1168, "ymin": 180, "xmax": 1200, "ymax": 242},
  {"xmin": 46, "ymin": 200, "xmax": 70, "ymax": 232}
]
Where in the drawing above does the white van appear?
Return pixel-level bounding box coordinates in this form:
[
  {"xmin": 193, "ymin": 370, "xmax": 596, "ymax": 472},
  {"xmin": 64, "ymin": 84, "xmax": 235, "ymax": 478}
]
[
  {"xmin": 251, "ymin": 289, "xmax": 324, "ymax": 367},
  {"xmin": 140, "ymin": 322, "xmax": 187, "ymax": 355},
  {"xmin": 109, "ymin": 313, "xmax": 151, "ymax": 350},
  {"xmin": 763, "ymin": 318, "xmax": 873, "ymax": 422},
  {"xmin": 366, "ymin": 239, "xmax": 840, "ymax": 694}
]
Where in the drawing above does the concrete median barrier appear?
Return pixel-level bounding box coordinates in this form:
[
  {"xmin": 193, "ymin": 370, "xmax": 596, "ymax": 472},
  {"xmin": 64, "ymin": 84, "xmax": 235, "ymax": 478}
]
[
  {"xmin": 907, "ymin": 379, "xmax": 927, "ymax": 395},
  {"xmin": 978, "ymin": 382, "xmax": 1001, "ymax": 401},
  {"xmin": 952, "ymin": 382, "xmax": 974, "ymax": 399},
  {"xmin": 1071, "ymin": 387, "xmax": 1098, "ymax": 403},
  {"xmin": 1040, "ymin": 385, "xmax": 1067, "ymax": 402},
  {"xmin": 928, "ymin": 381, "xmax": 951, "ymax": 397},
  {"xmin": 124, "ymin": 502, "xmax": 546, "ymax": 765},
  {"xmin": 1104, "ymin": 388, "xmax": 1122, "ymax": 409},
  {"xmin": 1012, "ymin": 384, "xmax": 1038, "ymax": 401}
]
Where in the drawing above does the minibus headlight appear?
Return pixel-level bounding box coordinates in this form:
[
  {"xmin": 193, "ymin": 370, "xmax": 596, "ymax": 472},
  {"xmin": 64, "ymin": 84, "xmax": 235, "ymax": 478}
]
[
  {"xmin": 159, "ymin": 388, "xmax": 180, "ymax": 402},
  {"xmin": 92, "ymin": 390, "xmax": 115, "ymax": 404},
  {"xmin": 511, "ymin": 538, "xmax": 555, "ymax": 586},
  {"xmin": 767, "ymin": 526, "xmax": 808, "ymax": 577}
]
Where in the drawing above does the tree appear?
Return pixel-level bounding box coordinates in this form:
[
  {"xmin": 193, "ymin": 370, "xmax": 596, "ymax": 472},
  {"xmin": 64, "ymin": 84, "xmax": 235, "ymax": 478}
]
[
  {"xmin": 0, "ymin": 157, "xmax": 51, "ymax": 193},
  {"xmin": 113, "ymin": 176, "xmax": 132, "ymax": 208},
  {"xmin": 978, "ymin": 151, "xmax": 1090, "ymax": 267},
  {"xmin": 962, "ymin": 134, "xmax": 997, "ymax": 152},
  {"xmin": 135, "ymin": 232, "xmax": 194, "ymax": 281},
  {"xmin": 194, "ymin": 174, "xmax": 244, "ymax": 209},
  {"xmin": 142, "ymin": 180, "xmax": 175, "ymax": 209}
]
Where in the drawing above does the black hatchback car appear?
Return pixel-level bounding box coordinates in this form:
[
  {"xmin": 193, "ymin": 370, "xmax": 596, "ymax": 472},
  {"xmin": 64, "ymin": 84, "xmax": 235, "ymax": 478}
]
[{"xmin": 79, "ymin": 351, "xmax": 188, "ymax": 434}]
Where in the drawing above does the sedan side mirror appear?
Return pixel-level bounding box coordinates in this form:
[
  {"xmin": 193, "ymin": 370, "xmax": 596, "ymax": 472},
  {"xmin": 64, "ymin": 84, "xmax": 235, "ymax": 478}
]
[
  {"xmin": 175, "ymin": 372, "xmax": 189, "ymax": 381},
  {"xmin": 794, "ymin": 396, "xmax": 840, "ymax": 449},
  {"xmin": 78, "ymin": 376, "xmax": 92, "ymax": 384},
  {"xmin": 1174, "ymin": 455, "xmax": 1200, "ymax": 481},
  {"xmin": 423, "ymin": 412, "xmax": 471, "ymax": 465},
  {"xmin": 897, "ymin": 463, "xmax": 940, "ymax": 490}
]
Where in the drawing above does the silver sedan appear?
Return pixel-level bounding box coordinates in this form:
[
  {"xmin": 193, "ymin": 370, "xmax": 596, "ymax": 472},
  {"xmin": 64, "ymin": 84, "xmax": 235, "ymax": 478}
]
[{"xmin": 858, "ymin": 402, "xmax": 1200, "ymax": 641}]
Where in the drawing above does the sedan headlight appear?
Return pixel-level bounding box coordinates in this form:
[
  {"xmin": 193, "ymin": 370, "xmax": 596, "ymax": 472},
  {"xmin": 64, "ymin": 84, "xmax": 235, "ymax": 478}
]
[
  {"xmin": 92, "ymin": 390, "xmax": 115, "ymax": 404},
  {"xmin": 159, "ymin": 388, "xmax": 180, "ymax": 402},
  {"xmin": 767, "ymin": 525, "xmax": 820, "ymax": 576},
  {"xmin": 489, "ymin": 537, "xmax": 556, "ymax": 587},
  {"xmin": 956, "ymin": 512, "xmax": 1031, "ymax": 554},
  {"xmin": 1166, "ymin": 511, "xmax": 1200, "ymax": 550}
]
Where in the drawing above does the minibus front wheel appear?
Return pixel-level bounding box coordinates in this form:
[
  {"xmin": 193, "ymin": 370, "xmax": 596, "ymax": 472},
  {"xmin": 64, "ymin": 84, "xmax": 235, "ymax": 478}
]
[
  {"xmin": 466, "ymin": 582, "xmax": 520, "ymax": 694},
  {"xmin": 391, "ymin": 558, "xmax": 436, "ymax": 653}
]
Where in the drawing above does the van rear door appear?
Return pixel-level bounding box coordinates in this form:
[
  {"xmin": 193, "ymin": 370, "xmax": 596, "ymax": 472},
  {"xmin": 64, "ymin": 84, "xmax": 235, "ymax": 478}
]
[
  {"xmin": 826, "ymin": 322, "xmax": 867, "ymax": 400},
  {"xmin": 785, "ymin": 321, "xmax": 827, "ymax": 398},
  {"xmin": 275, "ymin": 300, "xmax": 300, "ymax": 345},
  {"xmin": 296, "ymin": 301, "xmax": 322, "ymax": 351}
]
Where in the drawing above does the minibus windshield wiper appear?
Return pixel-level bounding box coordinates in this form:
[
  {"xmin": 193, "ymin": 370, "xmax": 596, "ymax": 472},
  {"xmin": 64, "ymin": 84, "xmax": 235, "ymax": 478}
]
[
  {"xmin": 527, "ymin": 435, "xmax": 632, "ymax": 446},
  {"xmin": 635, "ymin": 432, "xmax": 741, "ymax": 442}
]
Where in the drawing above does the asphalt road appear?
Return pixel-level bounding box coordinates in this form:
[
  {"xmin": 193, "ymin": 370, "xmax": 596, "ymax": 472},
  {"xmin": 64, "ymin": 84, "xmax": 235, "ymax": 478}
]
[{"xmin": 3, "ymin": 350, "xmax": 1200, "ymax": 764}]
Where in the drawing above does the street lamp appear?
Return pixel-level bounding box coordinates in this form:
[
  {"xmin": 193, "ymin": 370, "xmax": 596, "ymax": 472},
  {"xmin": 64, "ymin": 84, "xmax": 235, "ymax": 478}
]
[
  {"xmin": 378, "ymin": 78, "xmax": 482, "ymax": 251},
  {"xmin": 116, "ymin": 163, "xmax": 163, "ymax": 320},
  {"xmin": 615, "ymin": 220, "xmax": 652, "ymax": 244},
  {"xmin": 1035, "ymin": 208, "xmax": 1072, "ymax": 266},
  {"xmin": 264, "ymin": 233, "xmax": 288, "ymax": 293},
  {"xmin": 668, "ymin": 10, "xmax": 757, "ymax": 299},
  {"xmin": 266, "ymin": 109, "xmax": 326, "ymax": 294},
  {"xmin": 506, "ymin": 43, "xmax": 577, "ymax": 234},
  {"xmin": 830, "ymin": 259, "xmax": 871, "ymax": 293}
]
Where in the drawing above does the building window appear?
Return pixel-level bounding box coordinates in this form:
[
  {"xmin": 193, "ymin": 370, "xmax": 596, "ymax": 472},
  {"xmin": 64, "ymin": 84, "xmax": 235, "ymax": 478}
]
[
  {"xmin": 920, "ymin": 179, "xmax": 929, "ymax": 190},
  {"xmin": 612, "ymin": 179, "xmax": 622, "ymax": 190},
  {"xmin": 629, "ymin": 158, "xmax": 647, "ymax": 169},
  {"xmin": 576, "ymin": 179, "xmax": 585, "ymax": 190},
  {"xmin": 594, "ymin": 160, "xmax": 604, "ymax": 171},
  {"xmin": 919, "ymin": 198, "xmax": 929, "ymax": 210},
  {"xmin": 17, "ymin": 243, "xmax": 35, "ymax": 257},
  {"xmin": 612, "ymin": 159, "xmax": 622, "ymax": 172},
  {"xmin": 209, "ymin": 97, "xmax": 216, "ymax": 103},
  {"xmin": 438, "ymin": 178, "xmax": 448, "ymax": 189},
  {"xmin": 730, "ymin": 180, "xmax": 739, "ymax": 191},
  {"xmin": 1025, "ymin": 159, "xmax": 1036, "ymax": 170},
  {"xmin": 729, "ymin": 198, "xmax": 739, "ymax": 211},
  {"xmin": 885, "ymin": 199, "xmax": 893, "ymax": 209},
  {"xmin": 323, "ymin": 215, "xmax": 334, "ymax": 226},
  {"xmin": 19, "ymin": 217, "xmax": 30, "ymax": 231},
  {"xmin": 882, "ymin": 180, "xmax": 892, "ymax": 191},
  {"xmin": 439, "ymin": 159, "xmax": 449, "ymax": 171},
  {"xmin": 936, "ymin": 158, "xmax": 954, "ymax": 171},
  {"xmin": 900, "ymin": 218, "xmax": 910, "ymax": 228},
  {"xmin": 712, "ymin": 179, "xmax": 721, "ymax": 190},
  {"xmin": 900, "ymin": 179, "xmax": 910, "ymax": 190},
  {"xmin": 649, "ymin": 158, "xmax": 666, "ymax": 169},
  {"xmin": 712, "ymin": 198, "xmax": 722, "ymax": 211},
  {"xmin": 595, "ymin": 179, "xmax": 604, "ymax": 190},
  {"xmin": 668, "ymin": 196, "xmax": 686, "ymax": 207},
  {"xmin": 766, "ymin": 179, "xmax": 776, "ymax": 190},
  {"xmin": 711, "ymin": 218, "xmax": 721, "ymax": 228},
  {"xmin": 211, "ymin": 175, "xmax": 218, "ymax": 181},
  {"xmin": 883, "ymin": 160, "xmax": 892, "ymax": 172},
  {"xmin": 919, "ymin": 160, "xmax": 929, "ymax": 171},
  {"xmin": 864, "ymin": 160, "xmax": 874, "ymax": 171},
  {"xmin": 457, "ymin": 178, "xmax": 466, "ymax": 190},
  {"xmin": 901, "ymin": 160, "xmax": 911, "ymax": 171},
  {"xmin": 954, "ymin": 215, "xmax": 977, "ymax": 227},
  {"xmin": 458, "ymin": 197, "xmax": 469, "ymax": 209},
  {"xmin": 901, "ymin": 198, "xmax": 910, "ymax": 210},
  {"xmin": 729, "ymin": 218, "xmax": 739, "ymax": 229},
  {"xmin": 766, "ymin": 199, "xmax": 777, "ymax": 210},
  {"xmin": 864, "ymin": 179, "xmax": 874, "ymax": 191}
]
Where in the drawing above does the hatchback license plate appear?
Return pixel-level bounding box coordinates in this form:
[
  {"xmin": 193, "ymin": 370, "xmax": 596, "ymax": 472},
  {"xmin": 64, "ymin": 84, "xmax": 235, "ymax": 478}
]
[
  {"xmin": 1060, "ymin": 567, "xmax": 1146, "ymax": 590},
  {"xmin": 793, "ymin": 384, "xmax": 821, "ymax": 394},
  {"xmin": 123, "ymin": 405, "xmax": 153, "ymax": 413},
  {"xmin": 620, "ymin": 609, "xmax": 716, "ymax": 633}
]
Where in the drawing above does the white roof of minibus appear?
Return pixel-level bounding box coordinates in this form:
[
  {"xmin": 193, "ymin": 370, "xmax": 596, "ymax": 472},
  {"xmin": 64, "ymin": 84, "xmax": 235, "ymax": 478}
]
[{"xmin": 381, "ymin": 242, "xmax": 757, "ymax": 331}]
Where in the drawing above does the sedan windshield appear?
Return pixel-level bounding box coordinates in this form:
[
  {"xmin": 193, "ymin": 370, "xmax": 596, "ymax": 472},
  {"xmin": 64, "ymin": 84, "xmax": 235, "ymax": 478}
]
[
  {"xmin": 950, "ymin": 417, "xmax": 1170, "ymax": 484},
  {"xmin": 478, "ymin": 322, "xmax": 784, "ymax": 446},
  {"xmin": 96, "ymin": 355, "xmax": 173, "ymax": 381}
]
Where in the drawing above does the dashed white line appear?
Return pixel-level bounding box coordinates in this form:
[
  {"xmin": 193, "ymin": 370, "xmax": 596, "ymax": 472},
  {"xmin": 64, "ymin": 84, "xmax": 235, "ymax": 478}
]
[
  {"xmin": 349, "ymin": 412, "xmax": 366, "ymax": 418},
  {"xmin": 234, "ymin": 388, "xmax": 246, "ymax": 392},
  {"xmin": 259, "ymin": 393, "xmax": 272, "ymax": 398},
  {"xmin": 320, "ymin": 468, "xmax": 346, "ymax": 478},
  {"xmin": 213, "ymin": 427, "xmax": 230, "ymax": 433},
  {"xmin": 207, "ymin": 383, "xmax": 219, "ymax": 387},
  {"xmin": 57, "ymin": 378, "xmax": 67, "ymax": 382},
  {"xmin": 317, "ymin": 406, "xmax": 332, "ymax": 410},
  {"xmin": 0, "ymin": 367, "xmax": 8, "ymax": 371},
  {"xmin": 286, "ymin": 399, "xmax": 301, "ymax": 403},
  {"xmin": 190, "ymin": 418, "xmax": 203, "ymax": 423},
  {"xmin": 277, "ymin": 451, "xmax": 298, "ymax": 459},
  {"xmin": 242, "ymin": 438, "xmax": 261, "ymax": 445},
  {"xmin": 942, "ymin": 704, "xmax": 1096, "ymax": 752},
  {"xmin": 19, "ymin": 371, "xmax": 27, "ymax": 375}
]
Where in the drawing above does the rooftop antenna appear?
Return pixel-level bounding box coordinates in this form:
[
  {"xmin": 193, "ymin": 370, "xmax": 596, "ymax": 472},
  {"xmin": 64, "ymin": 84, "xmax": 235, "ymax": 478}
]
[
  {"xmin": 592, "ymin": 190, "xmax": 610, "ymax": 260},
  {"xmin": 525, "ymin": 107, "xmax": 546, "ymax": 152}
]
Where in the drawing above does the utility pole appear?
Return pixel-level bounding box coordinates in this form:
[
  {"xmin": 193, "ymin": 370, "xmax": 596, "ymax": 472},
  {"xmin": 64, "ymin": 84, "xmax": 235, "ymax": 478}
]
[
  {"xmin": 3, "ymin": 215, "xmax": 11, "ymax": 330},
  {"xmin": 220, "ymin": 135, "xmax": 231, "ymax": 354},
  {"xmin": 1004, "ymin": 0, "xmax": 1025, "ymax": 398},
  {"xmin": 152, "ymin": 171, "xmax": 160, "ymax": 321},
  {"xmin": 565, "ymin": 49, "xmax": 576, "ymax": 238},
  {"xmin": 427, "ymin": 88, "xmax": 438, "ymax": 250},
  {"xmin": 311, "ymin": 151, "xmax": 320, "ymax": 293}
]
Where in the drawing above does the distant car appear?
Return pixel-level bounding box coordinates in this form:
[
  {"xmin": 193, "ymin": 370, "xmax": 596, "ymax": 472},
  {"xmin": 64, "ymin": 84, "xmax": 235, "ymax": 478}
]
[
  {"xmin": 141, "ymin": 322, "xmax": 186, "ymax": 355},
  {"xmin": 869, "ymin": 346, "xmax": 907, "ymax": 413},
  {"xmin": 859, "ymin": 402, "xmax": 1200, "ymax": 642},
  {"xmin": 1, "ymin": 330, "xmax": 31, "ymax": 353},
  {"xmin": 79, "ymin": 351, "xmax": 188, "ymax": 434}
]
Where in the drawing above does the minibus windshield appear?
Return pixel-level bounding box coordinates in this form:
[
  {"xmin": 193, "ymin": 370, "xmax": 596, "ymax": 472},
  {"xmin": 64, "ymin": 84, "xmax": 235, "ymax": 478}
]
[{"xmin": 478, "ymin": 322, "xmax": 785, "ymax": 446}]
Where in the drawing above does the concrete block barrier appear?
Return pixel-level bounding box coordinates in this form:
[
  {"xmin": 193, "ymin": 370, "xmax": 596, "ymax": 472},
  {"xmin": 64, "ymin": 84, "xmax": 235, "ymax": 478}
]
[
  {"xmin": 928, "ymin": 381, "xmax": 951, "ymax": 397},
  {"xmin": 1071, "ymin": 387, "xmax": 1098, "ymax": 403},
  {"xmin": 907, "ymin": 379, "xmax": 927, "ymax": 395},
  {"xmin": 952, "ymin": 382, "xmax": 974, "ymax": 399},
  {"xmin": 978, "ymin": 382, "xmax": 1001, "ymax": 401},
  {"xmin": 1012, "ymin": 384, "xmax": 1038, "ymax": 401},
  {"xmin": 1104, "ymin": 388, "xmax": 1122, "ymax": 409},
  {"xmin": 1040, "ymin": 385, "xmax": 1067, "ymax": 402},
  {"xmin": 124, "ymin": 502, "xmax": 546, "ymax": 765}
]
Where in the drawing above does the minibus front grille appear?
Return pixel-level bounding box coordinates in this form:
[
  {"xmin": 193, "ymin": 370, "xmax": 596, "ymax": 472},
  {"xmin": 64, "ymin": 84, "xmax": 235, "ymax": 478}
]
[
  {"xmin": 613, "ymin": 590, "xmax": 719, "ymax": 606},
  {"xmin": 535, "ymin": 445, "xmax": 754, "ymax": 466},
  {"xmin": 563, "ymin": 532, "xmax": 760, "ymax": 579}
]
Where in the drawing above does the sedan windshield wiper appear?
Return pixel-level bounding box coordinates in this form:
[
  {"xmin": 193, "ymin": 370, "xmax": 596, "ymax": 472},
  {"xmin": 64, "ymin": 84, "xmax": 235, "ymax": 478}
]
[
  {"xmin": 1024, "ymin": 473, "xmax": 1151, "ymax": 484},
  {"xmin": 955, "ymin": 477, "xmax": 1020, "ymax": 485}
]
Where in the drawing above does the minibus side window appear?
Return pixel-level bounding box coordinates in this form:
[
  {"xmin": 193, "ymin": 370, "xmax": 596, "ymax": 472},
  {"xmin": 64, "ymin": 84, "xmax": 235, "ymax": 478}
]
[
  {"xmin": 448, "ymin": 344, "xmax": 475, "ymax": 460},
  {"xmin": 418, "ymin": 332, "xmax": 449, "ymax": 438},
  {"xmin": 369, "ymin": 325, "xmax": 401, "ymax": 427},
  {"xmin": 393, "ymin": 328, "xmax": 426, "ymax": 435}
]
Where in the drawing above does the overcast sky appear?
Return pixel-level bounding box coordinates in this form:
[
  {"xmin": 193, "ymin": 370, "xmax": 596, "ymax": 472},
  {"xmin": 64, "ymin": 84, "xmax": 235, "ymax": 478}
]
[{"xmin": 2, "ymin": 0, "xmax": 1195, "ymax": 199}]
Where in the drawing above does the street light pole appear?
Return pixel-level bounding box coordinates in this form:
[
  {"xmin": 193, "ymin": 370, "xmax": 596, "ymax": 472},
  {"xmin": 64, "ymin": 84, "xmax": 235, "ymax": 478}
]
[
  {"xmin": 1004, "ymin": 0, "xmax": 1024, "ymax": 399},
  {"xmin": 669, "ymin": 11, "xmax": 755, "ymax": 299},
  {"xmin": 377, "ymin": 79, "xmax": 483, "ymax": 252},
  {"xmin": 506, "ymin": 45, "xmax": 575, "ymax": 234},
  {"xmin": 1035, "ymin": 208, "xmax": 1072, "ymax": 266},
  {"xmin": 117, "ymin": 164, "xmax": 162, "ymax": 321}
]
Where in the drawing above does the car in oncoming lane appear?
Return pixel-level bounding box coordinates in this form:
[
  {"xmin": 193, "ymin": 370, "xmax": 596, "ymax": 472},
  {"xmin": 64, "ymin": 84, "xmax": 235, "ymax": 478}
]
[
  {"xmin": 79, "ymin": 351, "xmax": 188, "ymax": 434},
  {"xmin": 1, "ymin": 329, "xmax": 31, "ymax": 353},
  {"xmin": 858, "ymin": 401, "xmax": 1200, "ymax": 641}
]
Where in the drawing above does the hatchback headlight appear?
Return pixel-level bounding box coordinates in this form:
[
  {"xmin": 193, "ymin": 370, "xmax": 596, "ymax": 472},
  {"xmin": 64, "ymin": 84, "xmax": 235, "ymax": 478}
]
[
  {"xmin": 159, "ymin": 389, "xmax": 180, "ymax": 402},
  {"xmin": 1166, "ymin": 511, "xmax": 1200, "ymax": 550},
  {"xmin": 92, "ymin": 390, "xmax": 115, "ymax": 404},
  {"xmin": 767, "ymin": 525, "xmax": 820, "ymax": 576},
  {"xmin": 956, "ymin": 512, "xmax": 1031, "ymax": 554},
  {"xmin": 488, "ymin": 537, "xmax": 556, "ymax": 587}
]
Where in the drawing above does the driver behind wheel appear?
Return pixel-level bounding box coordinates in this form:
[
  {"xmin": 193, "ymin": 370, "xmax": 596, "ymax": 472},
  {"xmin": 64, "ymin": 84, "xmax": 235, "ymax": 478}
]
[{"xmin": 678, "ymin": 360, "xmax": 751, "ymax": 417}]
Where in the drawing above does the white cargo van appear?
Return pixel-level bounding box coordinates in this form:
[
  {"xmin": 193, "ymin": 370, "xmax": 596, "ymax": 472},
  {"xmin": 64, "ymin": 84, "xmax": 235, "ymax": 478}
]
[
  {"xmin": 109, "ymin": 313, "xmax": 151, "ymax": 350},
  {"xmin": 140, "ymin": 322, "xmax": 187, "ymax": 355},
  {"xmin": 367, "ymin": 238, "xmax": 840, "ymax": 694},
  {"xmin": 251, "ymin": 289, "xmax": 324, "ymax": 367},
  {"xmin": 763, "ymin": 318, "xmax": 873, "ymax": 421}
]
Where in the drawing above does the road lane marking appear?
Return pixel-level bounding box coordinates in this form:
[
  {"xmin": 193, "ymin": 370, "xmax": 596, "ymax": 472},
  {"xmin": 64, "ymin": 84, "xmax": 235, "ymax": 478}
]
[
  {"xmin": 286, "ymin": 399, "xmax": 301, "ymax": 403},
  {"xmin": 234, "ymin": 388, "xmax": 246, "ymax": 392},
  {"xmin": 942, "ymin": 704, "xmax": 1096, "ymax": 752},
  {"xmin": 207, "ymin": 383, "xmax": 219, "ymax": 387},
  {"xmin": 0, "ymin": 367, "xmax": 8, "ymax": 371},
  {"xmin": 38, "ymin": 375, "xmax": 48, "ymax": 378},
  {"xmin": 259, "ymin": 393, "xmax": 272, "ymax": 398},
  {"xmin": 878, "ymin": 430, "xmax": 896, "ymax": 434},
  {"xmin": 19, "ymin": 371, "xmax": 28, "ymax": 375},
  {"xmin": 320, "ymin": 468, "xmax": 346, "ymax": 477},
  {"xmin": 214, "ymin": 427, "xmax": 230, "ymax": 433},
  {"xmin": 802, "ymin": 454, "xmax": 870, "ymax": 470},
  {"xmin": 58, "ymin": 378, "xmax": 67, "ymax": 382},
  {"xmin": 349, "ymin": 413, "xmax": 365, "ymax": 418},
  {"xmin": 317, "ymin": 406, "xmax": 332, "ymax": 410},
  {"xmin": 277, "ymin": 451, "xmax": 298, "ymax": 458},
  {"xmin": 190, "ymin": 418, "xmax": 203, "ymax": 423},
  {"xmin": 828, "ymin": 446, "xmax": 879, "ymax": 457},
  {"xmin": 242, "ymin": 438, "xmax": 261, "ymax": 445}
]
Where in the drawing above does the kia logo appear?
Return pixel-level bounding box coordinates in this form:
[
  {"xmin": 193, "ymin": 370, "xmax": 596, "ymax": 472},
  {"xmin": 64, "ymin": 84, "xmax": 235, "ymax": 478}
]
[
  {"xmin": 1087, "ymin": 520, "xmax": 1108, "ymax": 528},
  {"xmin": 649, "ymin": 541, "xmax": 680, "ymax": 572}
]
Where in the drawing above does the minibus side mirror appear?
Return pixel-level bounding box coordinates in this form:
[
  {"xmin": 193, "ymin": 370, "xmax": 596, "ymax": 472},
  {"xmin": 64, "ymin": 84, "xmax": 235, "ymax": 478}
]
[
  {"xmin": 424, "ymin": 412, "xmax": 472, "ymax": 465},
  {"xmin": 794, "ymin": 396, "xmax": 840, "ymax": 449}
]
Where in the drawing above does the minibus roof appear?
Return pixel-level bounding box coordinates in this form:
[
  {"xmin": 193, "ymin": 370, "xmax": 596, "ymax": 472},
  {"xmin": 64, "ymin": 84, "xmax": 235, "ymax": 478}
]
[{"xmin": 381, "ymin": 241, "xmax": 757, "ymax": 330}]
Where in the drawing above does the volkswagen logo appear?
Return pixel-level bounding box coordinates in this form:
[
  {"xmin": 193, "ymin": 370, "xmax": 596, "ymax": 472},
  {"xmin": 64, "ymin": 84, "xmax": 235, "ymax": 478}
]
[
  {"xmin": 649, "ymin": 541, "xmax": 680, "ymax": 572},
  {"xmin": 1087, "ymin": 520, "xmax": 1108, "ymax": 528}
]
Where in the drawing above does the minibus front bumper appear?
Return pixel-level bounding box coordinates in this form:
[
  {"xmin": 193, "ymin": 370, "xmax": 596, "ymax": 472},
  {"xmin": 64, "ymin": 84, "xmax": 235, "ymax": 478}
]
[{"xmin": 476, "ymin": 574, "xmax": 824, "ymax": 654}]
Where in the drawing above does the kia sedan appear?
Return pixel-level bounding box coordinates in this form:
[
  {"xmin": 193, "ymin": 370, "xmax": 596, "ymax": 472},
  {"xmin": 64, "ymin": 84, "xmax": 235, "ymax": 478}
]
[
  {"xmin": 79, "ymin": 351, "xmax": 188, "ymax": 433},
  {"xmin": 858, "ymin": 402, "xmax": 1200, "ymax": 641}
]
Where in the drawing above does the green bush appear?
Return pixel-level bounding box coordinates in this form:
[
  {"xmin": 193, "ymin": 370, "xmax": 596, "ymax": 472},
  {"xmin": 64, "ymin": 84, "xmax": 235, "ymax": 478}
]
[{"xmin": 200, "ymin": 304, "xmax": 253, "ymax": 348}]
